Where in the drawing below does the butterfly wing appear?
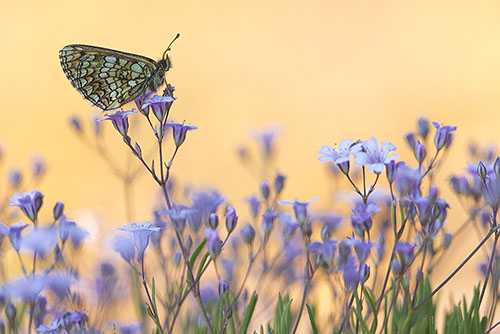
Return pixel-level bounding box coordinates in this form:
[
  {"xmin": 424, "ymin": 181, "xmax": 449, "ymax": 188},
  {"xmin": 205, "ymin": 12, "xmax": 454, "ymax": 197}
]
[{"xmin": 59, "ymin": 45, "xmax": 158, "ymax": 111}]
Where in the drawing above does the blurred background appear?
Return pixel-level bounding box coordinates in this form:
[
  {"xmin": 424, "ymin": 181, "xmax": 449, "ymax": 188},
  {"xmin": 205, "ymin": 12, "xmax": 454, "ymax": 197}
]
[{"xmin": 2, "ymin": 0, "xmax": 500, "ymax": 328}]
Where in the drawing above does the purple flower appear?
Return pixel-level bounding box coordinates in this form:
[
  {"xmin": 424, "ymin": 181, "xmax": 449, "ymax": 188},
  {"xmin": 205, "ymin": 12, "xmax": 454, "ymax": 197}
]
[
  {"xmin": 396, "ymin": 242, "xmax": 415, "ymax": 266},
  {"xmin": 192, "ymin": 191, "xmax": 225, "ymax": 223},
  {"xmin": 274, "ymin": 172, "xmax": 287, "ymax": 194},
  {"xmin": 99, "ymin": 109, "xmax": 138, "ymax": 137},
  {"xmin": 318, "ymin": 139, "xmax": 362, "ymax": 174},
  {"xmin": 8, "ymin": 169, "xmax": 22, "ymax": 187},
  {"xmin": 342, "ymin": 255, "xmax": 360, "ymax": 291},
  {"xmin": 142, "ymin": 94, "xmax": 175, "ymax": 122},
  {"xmin": 352, "ymin": 240, "xmax": 373, "ymax": 263},
  {"xmin": 279, "ymin": 214, "xmax": 300, "ymax": 242},
  {"xmin": 261, "ymin": 210, "xmax": 277, "ymax": 236},
  {"xmin": 69, "ymin": 116, "xmax": 82, "ymax": 133},
  {"xmin": 279, "ymin": 197, "xmax": 318, "ymax": 225},
  {"xmin": 47, "ymin": 271, "xmax": 77, "ymax": 300},
  {"xmin": 260, "ymin": 181, "xmax": 271, "ymax": 200},
  {"xmin": 158, "ymin": 207, "xmax": 193, "ymax": 234},
  {"xmin": 37, "ymin": 320, "xmax": 61, "ymax": 334},
  {"xmin": 350, "ymin": 202, "xmax": 380, "ymax": 235},
  {"xmin": 118, "ymin": 222, "xmax": 165, "ymax": 259},
  {"xmin": 113, "ymin": 235, "xmax": 136, "ymax": 263},
  {"xmin": 322, "ymin": 240, "xmax": 337, "ymax": 266},
  {"xmin": 205, "ymin": 228, "xmax": 221, "ymax": 259},
  {"xmin": 134, "ymin": 90, "xmax": 154, "ymax": 114},
  {"xmin": 21, "ymin": 227, "xmax": 58, "ymax": 259},
  {"xmin": 418, "ymin": 115, "xmax": 430, "ymax": 140},
  {"xmin": 1, "ymin": 273, "xmax": 47, "ymax": 301},
  {"xmin": 119, "ymin": 322, "xmax": 143, "ymax": 334},
  {"xmin": 9, "ymin": 190, "xmax": 44, "ymax": 222},
  {"xmin": 394, "ymin": 163, "xmax": 422, "ymax": 199},
  {"xmin": 33, "ymin": 296, "xmax": 47, "ymax": 328},
  {"xmin": 69, "ymin": 224, "xmax": 89, "ymax": 249},
  {"xmin": 165, "ymin": 121, "xmax": 197, "ymax": 147},
  {"xmin": 253, "ymin": 126, "xmax": 280, "ymax": 158},
  {"xmin": 8, "ymin": 221, "xmax": 29, "ymax": 252},
  {"xmin": 245, "ymin": 195, "xmax": 261, "ymax": 218},
  {"xmin": 31, "ymin": 156, "xmax": 46, "ymax": 178},
  {"xmin": 353, "ymin": 137, "xmax": 399, "ymax": 174},
  {"xmin": 432, "ymin": 122, "xmax": 457, "ymax": 150}
]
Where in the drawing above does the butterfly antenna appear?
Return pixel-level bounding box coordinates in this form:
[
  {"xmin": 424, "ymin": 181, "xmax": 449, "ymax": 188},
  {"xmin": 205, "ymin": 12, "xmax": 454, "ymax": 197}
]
[{"xmin": 162, "ymin": 33, "xmax": 180, "ymax": 60}]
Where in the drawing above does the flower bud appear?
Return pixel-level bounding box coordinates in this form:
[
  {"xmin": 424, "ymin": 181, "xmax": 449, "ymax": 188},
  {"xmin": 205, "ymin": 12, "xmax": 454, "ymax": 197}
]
[
  {"xmin": 274, "ymin": 172, "xmax": 286, "ymax": 195},
  {"xmin": 241, "ymin": 224, "xmax": 255, "ymax": 245},
  {"xmin": 225, "ymin": 206, "xmax": 238, "ymax": 233},
  {"xmin": 208, "ymin": 213, "xmax": 219, "ymax": 229},
  {"xmin": 205, "ymin": 228, "xmax": 221, "ymax": 259},
  {"xmin": 173, "ymin": 252, "xmax": 182, "ymax": 267},
  {"xmin": 321, "ymin": 224, "xmax": 331, "ymax": 241},
  {"xmin": 417, "ymin": 116, "xmax": 429, "ymax": 140},
  {"xmin": 5, "ymin": 303, "xmax": 16, "ymax": 326},
  {"xmin": 260, "ymin": 181, "xmax": 270, "ymax": 200},
  {"xmin": 53, "ymin": 202, "xmax": 64, "ymax": 221},
  {"xmin": 478, "ymin": 161, "xmax": 487, "ymax": 180},
  {"xmin": 262, "ymin": 210, "xmax": 277, "ymax": 236},
  {"xmin": 218, "ymin": 280, "xmax": 229, "ymax": 297},
  {"xmin": 359, "ymin": 263, "xmax": 370, "ymax": 284},
  {"xmin": 414, "ymin": 141, "xmax": 426, "ymax": 165}
]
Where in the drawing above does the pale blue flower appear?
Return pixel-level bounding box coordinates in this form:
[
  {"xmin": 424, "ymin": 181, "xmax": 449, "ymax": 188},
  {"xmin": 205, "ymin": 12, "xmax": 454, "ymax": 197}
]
[{"xmin": 353, "ymin": 137, "xmax": 399, "ymax": 173}]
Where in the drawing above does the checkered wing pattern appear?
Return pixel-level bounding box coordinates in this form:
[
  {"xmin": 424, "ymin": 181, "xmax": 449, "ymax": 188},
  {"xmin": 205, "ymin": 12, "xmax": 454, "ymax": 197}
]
[{"xmin": 59, "ymin": 45, "xmax": 158, "ymax": 111}]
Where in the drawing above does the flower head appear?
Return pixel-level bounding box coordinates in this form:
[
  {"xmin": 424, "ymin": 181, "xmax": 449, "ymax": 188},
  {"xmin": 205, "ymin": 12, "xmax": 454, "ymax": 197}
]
[
  {"xmin": 9, "ymin": 190, "xmax": 44, "ymax": 222},
  {"xmin": 353, "ymin": 137, "xmax": 399, "ymax": 174},
  {"xmin": 118, "ymin": 222, "xmax": 165, "ymax": 260},
  {"xmin": 21, "ymin": 227, "xmax": 58, "ymax": 259},
  {"xmin": 165, "ymin": 121, "xmax": 197, "ymax": 147},
  {"xmin": 318, "ymin": 139, "xmax": 362, "ymax": 174},
  {"xmin": 253, "ymin": 126, "xmax": 280, "ymax": 158},
  {"xmin": 142, "ymin": 94, "xmax": 175, "ymax": 122},
  {"xmin": 350, "ymin": 202, "xmax": 380, "ymax": 235},
  {"xmin": 205, "ymin": 228, "xmax": 221, "ymax": 259},
  {"xmin": 432, "ymin": 122, "xmax": 457, "ymax": 150},
  {"xmin": 279, "ymin": 196, "xmax": 318, "ymax": 225},
  {"xmin": 1, "ymin": 273, "xmax": 47, "ymax": 301},
  {"xmin": 99, "ymin": 109, "xmax": 138, "ymax": 137},
  {"xmin": 8, "ymin": 221, "xmax": 29, "ymax": 252}
]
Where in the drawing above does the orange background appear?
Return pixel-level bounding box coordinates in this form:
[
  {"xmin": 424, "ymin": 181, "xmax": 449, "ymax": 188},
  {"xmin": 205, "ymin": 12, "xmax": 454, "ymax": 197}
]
[{"xmin": 2, "ymin": 0, "xmax": 500, "ymax": 327}]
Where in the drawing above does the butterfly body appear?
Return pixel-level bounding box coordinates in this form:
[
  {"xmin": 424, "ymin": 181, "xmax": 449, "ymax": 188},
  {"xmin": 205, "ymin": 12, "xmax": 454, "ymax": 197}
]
[{"xmin": 59, "ymin": 44, "xmax": 171, "ymax": 111}]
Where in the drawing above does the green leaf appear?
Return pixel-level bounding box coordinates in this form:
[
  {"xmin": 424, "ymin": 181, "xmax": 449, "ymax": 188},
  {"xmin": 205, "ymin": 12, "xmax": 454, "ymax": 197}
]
[
  {"xmin": 239, "ymin": 291, "xmax": 258, "ymax": 334},
  {"xmin": 306, "ymin": 304, "xmax": 319, "ymax": 334}
]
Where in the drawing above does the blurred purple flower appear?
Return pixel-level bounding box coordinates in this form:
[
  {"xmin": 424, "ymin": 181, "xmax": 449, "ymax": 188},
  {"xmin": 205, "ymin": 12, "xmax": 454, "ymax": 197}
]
[
  {"xmin": 113, "ymin": 235, "xmax": 136, "ymax": 263},
  {"xmin": 342, "ymin": 255, "xmax": 360, "ymax": 291},
  {"xmin": 350, "ymin": 202, "xmax": 380, "ymax": 235},
  {"xmin": 192, "ymin": 191, "xmax": 225, "ymax": 223},
  {"xmin": 21, "ymin": 227, "xmax": 58, "ymax": 259},
  {"xmin": 47, "ymin": 271, "xmax": 77, "ymax": 300},
  {"xmin": 253, "ymin": 126, "xmax": 280, "ymax": 158},
  {"xmin": 9, "ymin": 190, "xmax": 44, "ymax": 222},
  {"xmin": 118, "ymin": 222, "xmax": 165, "ymax": 260},
  {"xmin": 353, "ymin": 137, "xmax": 399, "ymax": 174},
  {"xmin": 8, "ymin": 221, "xmax": 29, "ymax": 252},
  {"xmin": 1, "ymin": 273, "xmax": 47, "ymax": 301},
  {"xmin": 279, "ymin": 196, "xmax": 318, "ymax": 225},
  {"xmin": 245, "ymin": 195, "xmax": 261, "ymax": 219},
  {"xmin": 31, "ymin": 156, "xmax": 46, "ymax": 178},
  {"xmin": 119, "ymin": 322, "xmax": 143, "ymax": 334},
  {"xmin": 8, "ymin": 169, "xmax": 22, "ymax": 187},
  {"xmin": 279, "ymin": 214, "xmax": 300, "ymax": 242},
  {"xmin": 353, "ymin": 240, "xmax": 373, "ymax": 263}
]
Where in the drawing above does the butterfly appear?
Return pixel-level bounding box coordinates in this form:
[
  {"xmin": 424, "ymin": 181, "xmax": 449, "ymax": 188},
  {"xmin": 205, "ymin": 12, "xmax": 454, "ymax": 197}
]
[{"xmin": 59, "ymin": 34, "xmax": 179, "ymax": 111}]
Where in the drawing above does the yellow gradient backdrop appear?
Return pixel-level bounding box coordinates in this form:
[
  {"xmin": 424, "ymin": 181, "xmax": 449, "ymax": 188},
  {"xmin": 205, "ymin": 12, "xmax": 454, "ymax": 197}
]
[{"xmin": 2, "ymin": 0, "xmax": 500, "ymax": 323}]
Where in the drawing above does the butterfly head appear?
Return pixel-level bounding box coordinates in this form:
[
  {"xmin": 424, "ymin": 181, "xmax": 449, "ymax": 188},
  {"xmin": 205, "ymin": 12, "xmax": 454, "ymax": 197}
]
[{"xmin": 159, "ymin": 33, "xmax": 180, "ymax": 71}]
